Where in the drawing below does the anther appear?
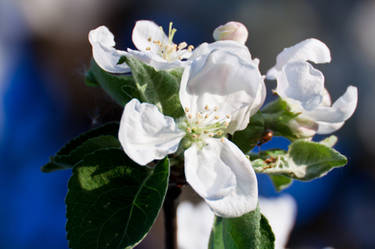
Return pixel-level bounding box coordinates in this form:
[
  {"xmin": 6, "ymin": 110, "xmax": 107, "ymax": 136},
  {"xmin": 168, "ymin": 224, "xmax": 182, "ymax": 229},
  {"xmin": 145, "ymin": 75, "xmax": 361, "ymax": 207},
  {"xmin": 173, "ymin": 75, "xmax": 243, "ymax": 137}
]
[
  {"xmin": 220, "ymin": 137, "xmax": 225, "ymax": 142},
  {"xmin": 224, "ymin": 121, "xmax": 229, "ymax": 127},
  {"xmin": 147, "ymin": 37, "xmax": 152, "ymax": 42},
  {"xmin": 225, "ymin": 114, "xmax": 230, "ymax": 119},
  {"xmin": 186, "ymin": 128, "xmax": 192, "ymax": 133},
  {"xmin": 146, "ymin": 47, "xmax": 151, "ymax": 51},
  {"xmin": 216, "ymin": 131, "xmax": 223, "ymax": 136},
  {"xmin": 185, "ymin": 107, "xmax": 190, "ymax": 112},
  {"xmin": 214, "ymin": 116, "xmax": 220, "ymax": 120},
  {"xmin": 188, "ymin": 114, "xmax": 193, "ymax": 119},
  {"xmin": 188, "ymin": 45, "xmax": 194, "ymax": 51},
  {"xmin": 153, "ymin": 40, "xmax": 161, "ymax": 45},
  {"xmin": 178, "ymin": 42, "xmax": 187, "ymax": 50},
  {"xmin": 204, "ymin": 114, "xmax": 209, "ymax": 119},
  {"xmin": 204, "ymin": 105, "xmax": 209, "ymax": 110},
  {"xmin": 214, "ymin": 106, "xmax": 218, "ymax": 111}
]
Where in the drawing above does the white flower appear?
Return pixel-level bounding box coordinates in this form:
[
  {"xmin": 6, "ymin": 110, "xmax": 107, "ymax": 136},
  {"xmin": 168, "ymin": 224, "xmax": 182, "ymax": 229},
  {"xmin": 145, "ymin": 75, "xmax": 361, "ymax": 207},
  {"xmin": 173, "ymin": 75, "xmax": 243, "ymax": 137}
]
[
  {"xmin": 176, "ymin": 195, "xmax": 296, "ymax": 249},
  {"xmin": 267, "ymin": 38, "xmax": 358, "ymax": 135},
  {"xmin": 213, "ymin": 21, "xmax": 249, "ymax": 45},
  {"xmin": 88, "ymin": 20, "xmax": 193, "ymax": 73},
  {"xmin": 119, "ymin": 48, "xmax": 266, "ymax": 217}
]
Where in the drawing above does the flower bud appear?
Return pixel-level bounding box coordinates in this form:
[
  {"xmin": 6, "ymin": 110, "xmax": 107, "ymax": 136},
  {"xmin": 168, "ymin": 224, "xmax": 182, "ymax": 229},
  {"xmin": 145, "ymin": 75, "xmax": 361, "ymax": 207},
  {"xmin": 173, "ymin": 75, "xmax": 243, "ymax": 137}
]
[{"xmin": 213, "ymin": 21, "xmax": 249, "ymax": 44}]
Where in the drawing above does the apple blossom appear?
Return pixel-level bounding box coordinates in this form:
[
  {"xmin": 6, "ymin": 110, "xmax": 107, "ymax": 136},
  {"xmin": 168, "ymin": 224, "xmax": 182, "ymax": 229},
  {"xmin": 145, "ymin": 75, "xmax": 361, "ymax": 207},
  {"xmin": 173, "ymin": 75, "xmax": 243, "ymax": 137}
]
[
  {"xmin": 118, "ymin": 49, "xmax": 265, "ymax": 217},
  {"xmin": 88, "ymin": 20, "xmax": 194, "ymax": 73},
  {"xmin": 267, "ymin": 38, "xmax": 358, "ymax": 136},
  {"xmin": 213, "ymin": 21, "xmax": 249, "ymax": 45}
]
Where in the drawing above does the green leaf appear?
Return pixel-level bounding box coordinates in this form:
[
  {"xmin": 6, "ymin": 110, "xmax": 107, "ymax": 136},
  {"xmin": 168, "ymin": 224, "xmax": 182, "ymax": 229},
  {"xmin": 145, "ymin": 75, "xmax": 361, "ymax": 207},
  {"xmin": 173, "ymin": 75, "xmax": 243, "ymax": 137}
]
[
  {"xmin": 269, "ymin": 175, "xmax": 293, "ymax": 192},
  {"xmin": 252, "ymin": 140, "xmax": 347, "ymax": 181},
  {"xmin": 208, "ymin": 217, "xmax": 225, "ymax": 249},
  {"xmin": 88, "ymin": 60, "xmax": 140, "ymax": 106},
  {"xmin": 66, "ymin": 149, "xmax": 169, "ymax": 249},
  {"xmin": 41, "ymin": 122, "xmax": 119, "ymax": 173},
  {"xmin": 123, "ymin": 56, "xmax": 184, "ymax": 118},
  {"xmin": 209, "ymin": 207, "xmax": 275, "ymax": 249},
  {"xmin": 261, "ymin": 98, "xmax": 300, "ymax": 140},
  {"xmin": 232, "ymin": 112, "xmax": 265, "ymax": 153}
]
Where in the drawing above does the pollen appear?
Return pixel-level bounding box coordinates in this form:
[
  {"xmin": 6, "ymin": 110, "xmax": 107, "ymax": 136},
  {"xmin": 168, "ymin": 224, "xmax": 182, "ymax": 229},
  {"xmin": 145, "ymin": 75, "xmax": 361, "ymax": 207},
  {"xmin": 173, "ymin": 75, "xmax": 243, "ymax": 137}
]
[
  {"xmin": 188, "ymin": 45, "xmax": 194, "ymax": 51},
  {"xmin": 178, "ymin": 42, "xmax": 187, "ymax": 50}
]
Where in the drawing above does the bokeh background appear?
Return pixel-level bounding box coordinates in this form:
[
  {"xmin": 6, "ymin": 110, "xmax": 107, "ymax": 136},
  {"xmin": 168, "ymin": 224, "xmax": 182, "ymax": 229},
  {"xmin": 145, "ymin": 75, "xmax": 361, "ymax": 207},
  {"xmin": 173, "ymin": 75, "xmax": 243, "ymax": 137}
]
[{"xmin": 0, "ymin": 0, "xmax": 374, "ymax": 248}]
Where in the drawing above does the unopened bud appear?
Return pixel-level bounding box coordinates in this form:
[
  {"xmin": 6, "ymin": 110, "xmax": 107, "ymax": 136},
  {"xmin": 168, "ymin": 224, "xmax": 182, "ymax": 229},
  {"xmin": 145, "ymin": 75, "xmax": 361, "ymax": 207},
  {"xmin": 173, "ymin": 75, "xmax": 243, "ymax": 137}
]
[{"xmin": 213, "ymin": 21, "xmax": 248, "ymax": 44}]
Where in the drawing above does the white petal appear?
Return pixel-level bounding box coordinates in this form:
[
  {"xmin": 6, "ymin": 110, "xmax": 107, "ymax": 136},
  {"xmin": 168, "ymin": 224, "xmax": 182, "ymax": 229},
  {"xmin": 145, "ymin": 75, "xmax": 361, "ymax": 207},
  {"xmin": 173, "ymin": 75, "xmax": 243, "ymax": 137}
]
[
  {"xmin": 127, "ymin": 48, "xmax": 187, "ymax": 70},
  {"xmin": 304, "ymin": 86, "xmax": 358, "ymax": 134},
  {"xmin": 118, "ymin": 99, "xmax": 185, "ymax": 165},
  {"xmin": 277, "ymin": 61, "xmax": 325, "ymax": 111},
  {"xmin": 184, "ymin": 138, "xmax": 258, "ymax": 217},
  {"xmin": 132, "ymin": 20, "xmax": 169, "ymax": 52},
  {"xmin": 177, "ymin": 202, "xmax": 214, "ymax": 249},
  {"xmin": 259, "ymin": 195, "xmax": 297, "ymax": 249},
  {"xmin": 191, "ymin": 40, "xmax": 252, "ymax": 61},
  {"xmin": 88, "ymin": 26, "xmax": 130, "ymax": 73},
  {"xmin": 180, "ymin": 49, "xmax": 265, "ymax": 133},
  {"xmin": 267, "ymin": 38, "xmax": 331, "ymax": 79}
]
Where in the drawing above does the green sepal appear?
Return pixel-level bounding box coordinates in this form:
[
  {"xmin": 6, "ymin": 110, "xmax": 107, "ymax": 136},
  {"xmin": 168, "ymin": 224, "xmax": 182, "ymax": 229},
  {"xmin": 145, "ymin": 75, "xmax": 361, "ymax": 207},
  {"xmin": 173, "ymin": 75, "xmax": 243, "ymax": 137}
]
[
  {"xmin": 208, "ymin": 206, "xmax": 275, "ymax": 249},
  {"xmin": 232, "ymin": 112, "xmax": 265, "ymax": 153},
  {"xmin": 232, "ymin": 98, "xmax": 300, "ymax": 154},
  {"xmin": 122, "ymin": 56, "xmax": 185, "ymax": 118},
  {"xmin": 41, "ymin": 122, "xmax": 120, "ymax": 173},
  {"xmin": 261, "ymin": 98, "xmax": 300, "ymax": 140},
  {"xmin": 66, "ymin": 149, "xmax": 170, "ymax": 249},
  {"xmin": 251, "ymin": 140, "xmax": 347, "ymax": 181},
  {"xmin": 87, "ymin": 60, "xmax": 140, "ymax": 106}
]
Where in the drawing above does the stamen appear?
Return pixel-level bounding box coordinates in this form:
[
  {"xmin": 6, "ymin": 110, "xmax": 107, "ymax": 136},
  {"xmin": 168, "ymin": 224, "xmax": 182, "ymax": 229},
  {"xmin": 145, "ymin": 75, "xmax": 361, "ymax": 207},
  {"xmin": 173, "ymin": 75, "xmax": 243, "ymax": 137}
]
[
  {"xmin": 188, "ymin": 45, "xmax": 194, "ymax": 51},
  {"xmin": 178, "ymin": 42, "xmax": 187, "ymax": 50}
]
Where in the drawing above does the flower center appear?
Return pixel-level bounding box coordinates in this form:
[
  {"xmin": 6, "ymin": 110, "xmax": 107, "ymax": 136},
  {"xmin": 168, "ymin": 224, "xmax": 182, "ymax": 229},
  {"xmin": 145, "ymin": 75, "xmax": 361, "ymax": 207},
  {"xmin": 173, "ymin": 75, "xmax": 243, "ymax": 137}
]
[
  {"xmin": 146, "ymin": 22, "xmax": 194, "ymax": 62},
  {"xmin": 179, "ymin": 105, "xmax": 231, "ymax": 147}
]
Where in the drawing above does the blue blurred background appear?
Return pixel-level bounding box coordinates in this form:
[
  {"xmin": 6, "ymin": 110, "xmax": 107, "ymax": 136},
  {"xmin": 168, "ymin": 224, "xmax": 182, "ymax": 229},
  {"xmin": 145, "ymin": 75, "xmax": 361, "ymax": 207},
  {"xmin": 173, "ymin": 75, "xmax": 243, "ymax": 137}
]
[{"xmin": 0, "ymin": 0, "xmax": 374, "ymax": 248}]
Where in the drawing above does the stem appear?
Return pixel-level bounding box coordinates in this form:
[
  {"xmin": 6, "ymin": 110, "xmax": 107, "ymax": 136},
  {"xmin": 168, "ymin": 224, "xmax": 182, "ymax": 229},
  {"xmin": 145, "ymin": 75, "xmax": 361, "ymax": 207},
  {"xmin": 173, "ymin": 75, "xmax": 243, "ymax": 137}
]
[{"xmin": 163, "ymin": 185, "xmax": 181, "ymax": 249}]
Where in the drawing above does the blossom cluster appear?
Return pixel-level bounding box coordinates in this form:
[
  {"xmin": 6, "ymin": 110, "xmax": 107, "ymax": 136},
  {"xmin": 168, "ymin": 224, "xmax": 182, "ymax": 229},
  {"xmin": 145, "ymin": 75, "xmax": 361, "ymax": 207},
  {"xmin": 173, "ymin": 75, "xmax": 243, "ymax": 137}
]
[{"xmin": 89, "ymin": 20, "xmax": 358, "ymax": 218}]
